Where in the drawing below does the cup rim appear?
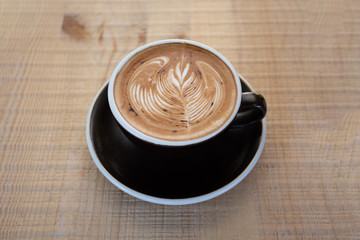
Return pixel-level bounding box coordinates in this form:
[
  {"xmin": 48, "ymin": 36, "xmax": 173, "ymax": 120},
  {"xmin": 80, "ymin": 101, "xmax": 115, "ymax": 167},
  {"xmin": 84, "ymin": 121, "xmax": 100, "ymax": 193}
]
[
  {"xmin": 87, "ymin": 77, "xmax": 266, "ymax": 205},
  {"xmin": 107, "ymin": 39, "xmax": 242, "ymax": 146}
]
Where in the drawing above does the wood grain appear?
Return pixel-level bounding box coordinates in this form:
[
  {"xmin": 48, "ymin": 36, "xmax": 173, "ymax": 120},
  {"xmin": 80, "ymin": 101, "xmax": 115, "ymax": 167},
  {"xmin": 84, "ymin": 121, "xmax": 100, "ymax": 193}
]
[{"xmin": 0, "ymin": 0, "xmax": 359, "ymax": 239}]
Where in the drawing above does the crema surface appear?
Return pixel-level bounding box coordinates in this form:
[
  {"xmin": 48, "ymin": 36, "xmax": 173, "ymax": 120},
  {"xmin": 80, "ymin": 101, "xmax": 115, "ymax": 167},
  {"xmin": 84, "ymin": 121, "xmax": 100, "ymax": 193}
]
[{"xmin": 113, "ymin": 43, "xmax": 238, "ymax": 141}]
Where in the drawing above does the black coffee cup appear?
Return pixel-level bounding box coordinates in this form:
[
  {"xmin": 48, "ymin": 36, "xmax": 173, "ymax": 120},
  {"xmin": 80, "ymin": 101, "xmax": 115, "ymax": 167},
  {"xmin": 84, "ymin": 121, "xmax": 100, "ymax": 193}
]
[{"xmin": 107, "ymin": 39, "xmax": 266, "ymax": 147}]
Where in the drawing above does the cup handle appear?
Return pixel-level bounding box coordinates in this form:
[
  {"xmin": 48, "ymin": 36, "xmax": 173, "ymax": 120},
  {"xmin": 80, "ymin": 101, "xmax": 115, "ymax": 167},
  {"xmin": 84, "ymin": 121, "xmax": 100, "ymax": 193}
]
[{"xmin": 230, "ymin": 92, "xmax": 267, "ymax": 128}]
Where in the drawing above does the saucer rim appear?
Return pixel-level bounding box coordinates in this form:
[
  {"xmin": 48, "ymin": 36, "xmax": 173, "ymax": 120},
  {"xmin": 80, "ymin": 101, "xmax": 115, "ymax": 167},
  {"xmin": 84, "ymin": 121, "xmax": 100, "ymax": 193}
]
[{"xmin": 86, "ymin": 76, "xmax": 266, "ymax": 205}]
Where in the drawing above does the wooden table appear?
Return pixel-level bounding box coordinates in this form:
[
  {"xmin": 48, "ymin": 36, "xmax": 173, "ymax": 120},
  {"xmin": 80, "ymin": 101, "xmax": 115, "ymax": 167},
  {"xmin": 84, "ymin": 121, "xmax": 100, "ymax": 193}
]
[{"xmin": 1, "ymin": 0, "xmax": 359, "ymax": 239}]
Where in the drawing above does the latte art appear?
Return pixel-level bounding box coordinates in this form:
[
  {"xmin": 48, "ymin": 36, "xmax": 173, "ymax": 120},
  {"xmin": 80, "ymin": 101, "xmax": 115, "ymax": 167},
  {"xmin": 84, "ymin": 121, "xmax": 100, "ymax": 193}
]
[
  {"xmin": 128, "ymin": 55, "xmax": 223, "ymax": 130},
  {"xmin": 113, "ymin": 43, "xmax": 238, "ymax": 141}
]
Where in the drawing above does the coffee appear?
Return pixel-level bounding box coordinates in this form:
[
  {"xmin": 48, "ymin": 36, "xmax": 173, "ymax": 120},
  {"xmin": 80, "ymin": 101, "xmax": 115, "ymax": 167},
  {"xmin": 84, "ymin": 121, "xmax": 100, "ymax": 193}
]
[{"xmin": 113, "ymin": 43, "xmax": 238, "ymax": 141}]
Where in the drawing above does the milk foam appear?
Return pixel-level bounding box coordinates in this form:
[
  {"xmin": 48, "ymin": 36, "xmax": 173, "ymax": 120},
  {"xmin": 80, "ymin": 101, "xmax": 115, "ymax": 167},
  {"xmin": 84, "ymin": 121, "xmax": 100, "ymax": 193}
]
[
  {"xmin": 113, "ymin": 43, "xmax": 238, "ymax": 141},
  {"xmin": 128, "ymin": 54, "xmax": 224, "ymax": 130}
]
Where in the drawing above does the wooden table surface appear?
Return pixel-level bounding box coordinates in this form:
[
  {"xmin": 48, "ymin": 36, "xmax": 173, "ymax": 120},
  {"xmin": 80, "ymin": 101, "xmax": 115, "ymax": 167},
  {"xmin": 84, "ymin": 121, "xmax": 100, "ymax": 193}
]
[{"xmin": 1, "ymin": 0, "xmax": 359, "ymax": 239}]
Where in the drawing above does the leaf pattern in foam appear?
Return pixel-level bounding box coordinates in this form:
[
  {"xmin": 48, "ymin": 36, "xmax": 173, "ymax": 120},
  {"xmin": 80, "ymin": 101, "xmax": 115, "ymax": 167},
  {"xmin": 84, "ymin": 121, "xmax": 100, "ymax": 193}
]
[{"xmin": 128, "ymin": 55, "xmax": 224, "ymax": 129}]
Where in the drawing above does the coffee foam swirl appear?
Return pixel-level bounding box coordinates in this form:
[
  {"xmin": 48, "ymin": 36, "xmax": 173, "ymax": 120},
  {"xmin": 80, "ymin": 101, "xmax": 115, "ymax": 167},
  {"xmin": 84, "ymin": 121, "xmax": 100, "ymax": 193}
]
[
  {"xmin": 128, "ymin": 54, "xmax": 224, "ymax": 130},
  {"xmin": 114, "ymin": 43, "xmax": 238, "ymax": 141}
]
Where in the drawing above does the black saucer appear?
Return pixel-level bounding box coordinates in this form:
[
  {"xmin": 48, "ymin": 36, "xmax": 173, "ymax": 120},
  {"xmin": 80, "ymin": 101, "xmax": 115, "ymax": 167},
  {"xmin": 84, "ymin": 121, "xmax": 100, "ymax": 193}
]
[{"xmin": 87, "ymin": 79, "xmax": 265, "ymax": 200}]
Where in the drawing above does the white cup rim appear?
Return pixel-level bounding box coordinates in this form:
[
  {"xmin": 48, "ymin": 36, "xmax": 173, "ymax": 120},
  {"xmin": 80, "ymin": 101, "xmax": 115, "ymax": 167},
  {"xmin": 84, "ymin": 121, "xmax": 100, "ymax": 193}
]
[
  {"xmin": 107, "ymin": 39, "xmax": 242, "ymax": 146},
  {"xmin": 87, "ymin": 78, "xmax": 266, "ymax": 205}
]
